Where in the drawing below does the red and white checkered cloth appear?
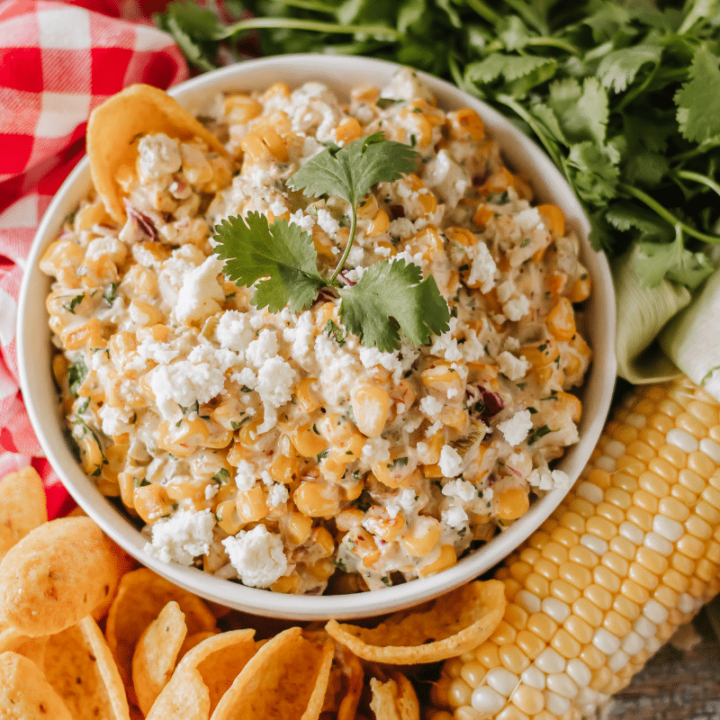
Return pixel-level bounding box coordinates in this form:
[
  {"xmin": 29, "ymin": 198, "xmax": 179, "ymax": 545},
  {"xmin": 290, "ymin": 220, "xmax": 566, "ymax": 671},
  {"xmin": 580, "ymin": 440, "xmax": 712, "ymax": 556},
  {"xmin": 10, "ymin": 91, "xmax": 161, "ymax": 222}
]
[{"xmin": 0, "ymin": 0, "xmax": 188, "ymax": 518}]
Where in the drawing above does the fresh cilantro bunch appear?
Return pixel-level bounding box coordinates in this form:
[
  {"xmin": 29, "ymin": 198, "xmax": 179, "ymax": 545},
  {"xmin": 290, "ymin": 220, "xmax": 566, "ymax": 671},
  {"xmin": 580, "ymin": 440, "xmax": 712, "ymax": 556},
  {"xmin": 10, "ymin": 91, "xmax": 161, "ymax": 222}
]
[
  {"xmin": 158, "ymin": 0, "xmax": 720, "ymax": 290},
  {"xmin": 212, "ymin": 134, "xmax": 451, "ymax": 352}
]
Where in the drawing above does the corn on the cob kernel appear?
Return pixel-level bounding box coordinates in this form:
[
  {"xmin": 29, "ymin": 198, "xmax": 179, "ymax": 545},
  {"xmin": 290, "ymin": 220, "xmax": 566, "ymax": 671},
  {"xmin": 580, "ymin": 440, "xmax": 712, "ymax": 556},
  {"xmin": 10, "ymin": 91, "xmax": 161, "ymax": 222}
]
[{"xmin": 433, "ymin": 377, "xmax": 720, "ymax": 720}]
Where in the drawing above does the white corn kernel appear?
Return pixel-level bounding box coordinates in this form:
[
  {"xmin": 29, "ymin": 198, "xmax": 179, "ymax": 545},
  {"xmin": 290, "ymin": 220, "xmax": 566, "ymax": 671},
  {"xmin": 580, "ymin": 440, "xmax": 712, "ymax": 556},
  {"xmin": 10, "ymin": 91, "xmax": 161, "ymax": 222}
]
[
  {"xmin": 485, "ymin": 668, "xmax": 519, "ymax": 697},
  {"xmin": 622, "ymin": 631, "xmax": 644, "ymax": 656},
  {"xmin": 471, "ymin": 686, "xmax": 505, "ymax": 714},
  {"xmin": 546, "ymin": 673, "xmax": 577, "ymax": 699},
  {"xmin": 604, "ymin": 440, "xmax": 625, "ymax": 458},
  {"xmin": 608, "ymin": 649, "xmax": 629, "ymax": 672},
  {"xmin": 592, "ymin": 628, "xmax": 620, "ymax": 655},
  {"xmin": 678, "ymin": 593, "xmax": 699, "ymax": 614},
  {"xmin": 667, "ymin": 428, "xmax": 698, "ymax": 452},
  {"xmin": 700, "ymin": 437, "xmax": 720, "ymax": 463},
  {"xmin": 619, "ymin": 521, "xmax": 644, "ymax": 545},
  {"xmin": 577, "ymin": 482, "xmax": 603, "ymax": 505},
  {"xmin": 633, "ymin": 616, "xmax": 656, "ymax": 639},
  {"xmin": 653, "ymin": 515, "xmax": 684, "ymax": 542},
  {"xmin": 566, "ymin": 659, "xmax": 591, "ymax": 689},
  {"xmin": 644, "ymin": 531, "xmax": 673, "ymax": 556},
  {"xmin": 544, "ymin": 690, "xmax": 571, "ymax": 715},
  {"xmin": 515, "ymin": 590, "xmax": 542, "ymax": 614},
  {"xmin": 643, "ymin": 599, "xmax": 669, "ymax": 624},
  {"xmin": 580, "ymin": 533, "xmax": 608, "ymax": 555},
  {"xmin": 542, "ymin": 597, "xmax": 570, "ymax": 623},
  {"xmin": 520, "ymin": 666, "xmax": 546, "ymax": 690},
  {"xmin": 535, "ymin": 648, "xmax": 565, "ymax": 674}
]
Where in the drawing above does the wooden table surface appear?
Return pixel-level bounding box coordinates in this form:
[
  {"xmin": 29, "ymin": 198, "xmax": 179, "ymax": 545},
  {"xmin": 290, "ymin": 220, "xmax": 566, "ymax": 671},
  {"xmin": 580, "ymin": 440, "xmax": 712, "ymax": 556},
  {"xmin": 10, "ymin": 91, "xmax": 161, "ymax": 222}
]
[{"xmin": 605, "ymin": 597, "xmax": 720, "ymax": 720}]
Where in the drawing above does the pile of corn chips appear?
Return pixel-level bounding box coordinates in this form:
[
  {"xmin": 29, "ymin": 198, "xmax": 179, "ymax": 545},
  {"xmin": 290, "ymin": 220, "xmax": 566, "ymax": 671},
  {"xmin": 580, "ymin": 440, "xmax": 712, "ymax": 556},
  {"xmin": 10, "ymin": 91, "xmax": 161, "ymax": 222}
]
[{"xmin": 0, "ymin": 468, "xmax": 506, "ymax": 719}]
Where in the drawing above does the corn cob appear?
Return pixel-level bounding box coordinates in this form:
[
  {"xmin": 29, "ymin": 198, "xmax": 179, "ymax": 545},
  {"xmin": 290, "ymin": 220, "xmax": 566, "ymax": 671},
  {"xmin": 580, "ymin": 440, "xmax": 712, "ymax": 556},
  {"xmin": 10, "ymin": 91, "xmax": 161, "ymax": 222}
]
[{"xmin": 431, "ymin": 376, "xmax": 720, "ymax": 720}]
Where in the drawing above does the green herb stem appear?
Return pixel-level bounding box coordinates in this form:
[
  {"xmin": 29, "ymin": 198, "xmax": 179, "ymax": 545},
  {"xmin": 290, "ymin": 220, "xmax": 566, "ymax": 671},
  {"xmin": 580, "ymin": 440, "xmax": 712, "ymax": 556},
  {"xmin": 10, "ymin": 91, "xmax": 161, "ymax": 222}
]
[
  {"xmin": 496, "ymin": 93, "xmax": 566, "ymax": 175},
  {"xmin": 525, "ymin": 36, "xmax": 581, "ymax": 56},
  {"xmin": 619, "ymin": 183, "xmax": 720, "ymax": 244},
  {"xmin": 463, "ymin": 0, "xmax": 502, "ymax": 25},
  {"xmin": 675, "ymin": 170, "xmax": 720, "ymax": 199},
  {"xmin": 217, "ymin": 17, "xmax": 402, "ymax": 41},
  {"xmin": 329, "ymin": 203, "xmax": 358, "ymax": 285},
  {"xmin": 271, "ymin": 0, "xmax": 337, "ymax": 13}
]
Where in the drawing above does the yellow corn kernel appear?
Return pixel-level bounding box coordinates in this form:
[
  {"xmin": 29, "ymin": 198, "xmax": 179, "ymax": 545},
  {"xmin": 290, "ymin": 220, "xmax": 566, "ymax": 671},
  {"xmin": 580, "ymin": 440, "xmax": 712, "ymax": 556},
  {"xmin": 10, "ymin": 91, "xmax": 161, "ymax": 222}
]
[
  {"xmin": 306, "ymin": 558, "xmax": 336, "ymax": 582},
  {"xmin": 283, "ymin": 511, "xmax": 313, "ymax": 545},
  {"xmin": 334, "ymin": 117, "xmax": 363, "ymax": 144},
  {"xmin": 400, "ymin": 518, "xmax": 443, "ymax": 558},
  {"xmin": 473, "ymin": 204, "xmax": 495, "ymax": 229},
  {"xmin": 320, "ymin": 453, "xmax": 350, "ymax": 483},
  {"xmin": 421, "ymin": 363, "xmax": 464, "ymax": 396},
  {"xmin": 373, "ymin": 460, "xmax": 422, "ymax": 490},
  {"xmin": 237, "ymin": 413, "xmax": 264, "ymax": 445},
  {"xmin": 78, "ymin": 434, "xmax": 104, "ymax": 476},
  {"xmin": 351, "ymin": 385, "xmax": 390, "ymax": 438},
  {"xmin": 294, "ymin": 481, "xmax": 341, "ymax": 518},
  {"xmin": 418, "ymin": 431, "xmax": 444, "ymax": 465},
  {"xmin": 133, "ymin": 484, "xmax": 174, "ymax": 525},
  {"xmin": 295, "ymin": 378, "xmax": 322, "ymax": 412},
  {"xmin": 567, "ymin": 273, "xmax": 592, "ymax": 303},
  {"xmin": 557, "ymin": 391, "xmax": 583, "ymax": 424},
  {"xmin": 311, "ymin": 526, "xmax": 335, "ymax": 557},
  {"xmin": 440, "ymin": 406, "xmax": 469, "ymax": 432},
  {"xmin": 271, "ymin": 574, "xmax": 300, "ymax": 594},
  {"xmin": 224, "ymin": 94, "xmax": 263, "ymax": 123},
  {"xmin": 40, "ymin": 238, "xmax": 83, "ymax": 276},
  {"xmin": 367, "ymin": 512, "xmax": 406, "ymax": 543},
  {"xmin": 366, "ymin": 208, "xmax": 390, "ymax": 237},
  {"xmin": 406, "ymin": 225, "xmax": 444, "ymax": 260},
  {"xmin": 447, "ymin": 108, "xmax": 485, "ymax": 142},
  {"xmin": 211, "ymin": 399, "xmax": 244, "ymax": 432},
  {"xmin": 419, "ymin": 545, "xmax": 458, "ymax": 577},
  {"xmin": 495, "ymin": 488, "xmax": 530, "ymax": 521},
  {"xmin": 129, "ymin": 301, "xmax": 162, "ymax": 327},
  {"xmin": 261, "ymin": 82, "xmax": 291, "ymax": 102},
  {"xmin": 537, "ymin": 204, "xmax": 566, "ymax": 237},
  {"xmin": 62, "ymin": 318, "xmax": 105, "ymax": 350},
  {"xmin": 165, "ymin": 477, "xmax": 207, "ymax": 501},
  {"xmin": 478, "ymin": 167, "xmax": 515, "ymax": 196},
  {"xmin": 445, "ymin": 226, "xmax": 477, "ymax": 248},
  {"xmin": 417, "ymin": 193, "xmax": 438, "ymax": 216},
  {"xmin": 236, "ymin": 486, "xmax": 268, "ymax": 523},
  {"xmin": 156, "ymin": 418, "xmax": 209, "ymax": 458},
  {"xmin": 291, "ymin": 422, "xmax": 328, "ymax": 458},
  {"xmin": 357, "ymin": 194, "xmax": 379, "ymax": 219},
  {"xmin": 52, "ymin": 354, "xmax": 68, "ymax": 386},
  {"xmin": 351, "ymin": 85, "xmax": 380, "ymax": 103},
  {"xmin": 336, "ymin": 508, "xmax": 365, "ymax": 532},
  {"xmin": 205, "ymin": 424, "xmax": 233, "ymax": 450},
  {"xmin": 546, "ymin": 297, "xmax": 576, "ymax": 342},
  {"xmin": 216, "ymin": 499, "xmax": 244, "ymax": 535},
  {"xmin": 269, "ymin": 453, "xmax": 301, "ymax": 484}
]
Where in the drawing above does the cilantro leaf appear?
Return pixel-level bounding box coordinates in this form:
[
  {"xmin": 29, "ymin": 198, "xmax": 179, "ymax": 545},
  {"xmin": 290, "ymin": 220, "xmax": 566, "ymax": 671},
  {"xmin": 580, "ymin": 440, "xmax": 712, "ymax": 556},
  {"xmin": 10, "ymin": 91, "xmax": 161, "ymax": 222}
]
[
  {"xmin": 466, "ymin": 54, "xmax": 555, "ymax": 85},
  {"xmin": 339, "ymin": 259, "xmax": 450, "ymax": 352},
  {"xmin": 634, "ymin": 230, "xmax": 716, "ymax": 290},
  {"xmin": 675, "ymin": 46, "xmax": 720, "ymax": 143},
  {"xmin": 287, "ymin": 133, "xmax": 419, "ymax": 208},
  {"xmin": 547, "ymin": 77, "xmax": 608, "ymax": 145},
  {"xmin": 213, "ymin": 213, "xmax": 325, "ymax": 313},
  {"xmin": 596, "ymin": 42, "xmax": 663, "ymax": 93},
  {"xmin": 566, "ymin": 141, "xmax": 620, "ymax": 204}
]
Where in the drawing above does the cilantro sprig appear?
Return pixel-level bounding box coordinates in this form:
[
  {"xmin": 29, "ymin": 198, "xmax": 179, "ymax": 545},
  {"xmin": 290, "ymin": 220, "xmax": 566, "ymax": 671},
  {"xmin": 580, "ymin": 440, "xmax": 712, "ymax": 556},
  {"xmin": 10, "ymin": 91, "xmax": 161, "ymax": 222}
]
[{"xmin": 212, "ymin": 135, "xmax": 450, "ymax": 351}]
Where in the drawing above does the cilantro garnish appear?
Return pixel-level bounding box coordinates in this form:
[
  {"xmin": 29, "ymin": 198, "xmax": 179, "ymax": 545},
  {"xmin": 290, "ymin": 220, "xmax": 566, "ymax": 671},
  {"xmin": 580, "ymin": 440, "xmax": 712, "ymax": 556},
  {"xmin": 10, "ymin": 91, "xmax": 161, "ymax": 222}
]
[
  {"xmin": 212, "ymin": 135, "xmax": 449, "ymax": 351},
  {"xmin": 67, "ymin": 358, "xmax": 88, "ymax": 398},
  {"xmin": 63, "ymin": 293, "xmax": 85, "ymax": 315},
  {"xmin": 528, "ymin": 424, "xmax": 552, "ymax": 445},
  {"xmin": 213, "ymin": 468, "xmax": 230, "ymax": 484},
  {"xmin": 102, "ymin": 283, "xmax": 119, "ymax": 307}
]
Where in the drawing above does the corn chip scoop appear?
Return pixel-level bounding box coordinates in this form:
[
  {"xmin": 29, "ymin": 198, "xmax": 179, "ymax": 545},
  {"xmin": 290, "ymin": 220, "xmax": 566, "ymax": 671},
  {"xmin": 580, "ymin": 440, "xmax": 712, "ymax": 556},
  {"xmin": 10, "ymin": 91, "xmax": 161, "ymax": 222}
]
[
  {"xmin": 368, "ymin": 673, "xmax": 421, "ymax": 720},
  {"xmin": 325, "ymin": 580, "xmax": 507, "ymax": 664},
  {"xmin": 87, "ymin": 83, "xmax": 229, "ymax": 223},
  {"xmin": 210, "ymin": 626, "xmax": 334, "ymax": 720},
  {"xmin": 105, "ymin": 568, "xmax": 217, "ymax": 704},
  {"xmin": 43, "ymin": 615, "xmax": 130, "ymax": 720},
  {"xmin": 0, "ymin": 467, "xmax": 47, "ymax": 563},
  {"xmin": 0, "ymin": 651, "xmax": 74, "ymax": 719},
  {"xmin": 145, "ymin": 629, "xmax": 256, "ymax": 720},
  {"xmin": 0, "ymin": 516, "xmax": 124, "ymax": 637},
  {"xmin": 0, "ymin": 628, "xmax": 48, "ymax": 669},
  {"xmin": 132, "ymin": 601, "xmax": 188, "ymax": 716}
]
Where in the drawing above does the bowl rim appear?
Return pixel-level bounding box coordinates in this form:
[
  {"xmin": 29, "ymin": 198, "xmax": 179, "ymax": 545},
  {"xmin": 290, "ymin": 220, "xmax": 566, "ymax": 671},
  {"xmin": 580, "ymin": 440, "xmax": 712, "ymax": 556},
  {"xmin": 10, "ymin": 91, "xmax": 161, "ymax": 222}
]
[{"xmin": 17, "ymin": 53, "xmax": 617, "ymax": 620}]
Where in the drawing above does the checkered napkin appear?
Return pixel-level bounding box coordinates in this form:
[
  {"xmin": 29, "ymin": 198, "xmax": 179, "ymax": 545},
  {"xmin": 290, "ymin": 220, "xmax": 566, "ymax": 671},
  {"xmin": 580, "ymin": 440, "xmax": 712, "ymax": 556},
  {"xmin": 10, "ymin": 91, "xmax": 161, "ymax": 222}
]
[{"xmin": 0, "ymin": 0, "xmax": 188, "ymax": 518}]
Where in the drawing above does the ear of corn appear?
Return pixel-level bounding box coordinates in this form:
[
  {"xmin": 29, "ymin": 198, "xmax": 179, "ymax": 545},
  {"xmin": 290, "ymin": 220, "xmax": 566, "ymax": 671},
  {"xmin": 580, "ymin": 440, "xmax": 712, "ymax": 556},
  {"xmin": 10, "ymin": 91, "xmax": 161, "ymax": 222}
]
[{"xmin": 432, "ymin": 376, "xmax": 720, "ymax": 720}]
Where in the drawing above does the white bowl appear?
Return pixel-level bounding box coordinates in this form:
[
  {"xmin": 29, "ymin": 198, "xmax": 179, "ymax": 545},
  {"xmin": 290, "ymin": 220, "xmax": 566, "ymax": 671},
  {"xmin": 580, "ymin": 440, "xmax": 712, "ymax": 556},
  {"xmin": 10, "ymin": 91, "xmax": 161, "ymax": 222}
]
[{"xmin": 18, "ymin": 54, "xmax": 616, "ymax": 620}]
